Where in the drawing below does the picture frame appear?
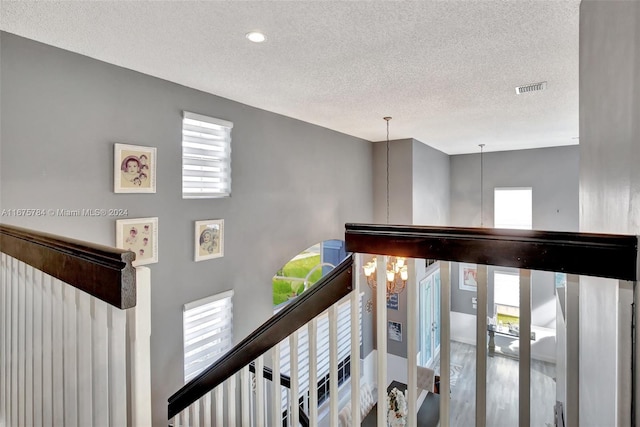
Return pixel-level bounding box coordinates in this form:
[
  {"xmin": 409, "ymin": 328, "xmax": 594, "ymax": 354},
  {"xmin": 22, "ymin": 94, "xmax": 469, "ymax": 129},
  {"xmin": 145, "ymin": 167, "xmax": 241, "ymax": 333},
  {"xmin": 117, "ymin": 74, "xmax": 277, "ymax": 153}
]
[
  {"xmin": 388, "ymin": 320, "xmax": 403, "ymax": 342},
  {"xmin": 459, "ymin": 262, "xmax": 478, "ymax": 291},
  {"xmin": 114, "ymin": 143, "xmax": 157, "ymax": 193},
  {"xmin": 386, "ymin": 293, "xmax": 399, "ymax": 310},
  {"xmin": 194, "ymin": 219, "xmax": 224, "ymax": 261},
  {"xmin": 116, "ymin": 217, "xmax": 158, "ymax": 266}
]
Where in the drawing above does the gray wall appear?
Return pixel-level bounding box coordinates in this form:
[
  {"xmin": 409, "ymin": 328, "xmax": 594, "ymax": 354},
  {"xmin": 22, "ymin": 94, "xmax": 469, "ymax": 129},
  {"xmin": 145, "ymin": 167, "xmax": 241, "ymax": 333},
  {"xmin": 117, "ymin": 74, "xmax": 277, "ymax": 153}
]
[
  {"xmin": 579, "ymin": 2, "xmax": 640, "ymax": 426},
  {"xmin": 412, "ymin": 140, "xmax": 450, "ymax": 226},
  {"xmin": 0, "ymin": 33, "xmax": 374, "ymax": 426},
  {"xmin": 372, "ymin": 138, "xmax": 451, "ymax": 358},
  {"xmin": 450, "ymin": 146, "xmax": 579, "ymax": 231},
  {"xmin": 449, "ymin": 146, "xmax": 579, "ymax": 326}
]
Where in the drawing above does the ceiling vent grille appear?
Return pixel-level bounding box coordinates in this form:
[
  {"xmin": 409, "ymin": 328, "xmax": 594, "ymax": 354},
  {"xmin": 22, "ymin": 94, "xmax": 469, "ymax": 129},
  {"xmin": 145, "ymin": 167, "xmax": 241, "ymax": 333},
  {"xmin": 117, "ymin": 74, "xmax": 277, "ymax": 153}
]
[{"xmin": 515, "ymin": 81, "xmax": 547, "ymax": 94}]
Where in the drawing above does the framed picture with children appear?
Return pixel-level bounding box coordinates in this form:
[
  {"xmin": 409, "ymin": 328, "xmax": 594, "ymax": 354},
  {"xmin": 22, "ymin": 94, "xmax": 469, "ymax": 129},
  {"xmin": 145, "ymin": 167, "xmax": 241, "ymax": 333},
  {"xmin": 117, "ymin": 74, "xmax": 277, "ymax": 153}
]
[
  {"xmin": 194, "ymin": 219, "xmax": 224, "ymax": 262},
  {"xmin": 116, "ymin": 217, "xmax": 158, "ymax": 266},
  {"xmin": 114, "ymin": 143, "xmax": 157, "ymax": 193}
]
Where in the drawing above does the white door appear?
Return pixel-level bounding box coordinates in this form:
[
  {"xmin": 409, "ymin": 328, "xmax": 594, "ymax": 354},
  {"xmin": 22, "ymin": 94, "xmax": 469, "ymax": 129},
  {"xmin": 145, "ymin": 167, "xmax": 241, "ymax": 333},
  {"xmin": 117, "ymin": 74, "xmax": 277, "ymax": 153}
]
[{"xmin": 419, "ymin": 264, "xmax": 441, "ymax": 367}]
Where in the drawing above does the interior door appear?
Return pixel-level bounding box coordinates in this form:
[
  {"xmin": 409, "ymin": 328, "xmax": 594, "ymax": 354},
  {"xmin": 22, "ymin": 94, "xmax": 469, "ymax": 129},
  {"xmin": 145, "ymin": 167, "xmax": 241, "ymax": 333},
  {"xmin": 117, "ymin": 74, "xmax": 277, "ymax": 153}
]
[{"xmin": 419, "ymin": 264, "xmax": 441, "ymax": 367}]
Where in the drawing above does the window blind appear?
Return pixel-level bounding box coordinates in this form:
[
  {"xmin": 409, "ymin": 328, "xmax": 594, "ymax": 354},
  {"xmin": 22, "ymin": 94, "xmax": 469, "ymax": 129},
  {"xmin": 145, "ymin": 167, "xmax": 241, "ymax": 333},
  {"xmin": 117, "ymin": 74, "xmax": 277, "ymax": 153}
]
[
  {"xmin": 182, "ymin": 111, "xmax": 233, "ymax": 198},
  {"xmin": 494, "ymin": 187, "xmax": 532, "ymax": 229},
  {"xmin": 278, "ymin": 294, "xmax": 363, "ymax": 406},
  {"xmin": 183, "ymin": 290, "xmax": 234, "ymax": 382}
]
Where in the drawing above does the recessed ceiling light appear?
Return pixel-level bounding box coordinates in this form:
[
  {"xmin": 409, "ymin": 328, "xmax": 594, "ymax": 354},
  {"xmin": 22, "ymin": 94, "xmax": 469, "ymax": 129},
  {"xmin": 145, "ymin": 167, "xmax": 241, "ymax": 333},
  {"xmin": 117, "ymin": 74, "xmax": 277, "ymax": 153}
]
[{"xmin": 246, "ymin": 32, "xmax": 266, "ymax": 43}]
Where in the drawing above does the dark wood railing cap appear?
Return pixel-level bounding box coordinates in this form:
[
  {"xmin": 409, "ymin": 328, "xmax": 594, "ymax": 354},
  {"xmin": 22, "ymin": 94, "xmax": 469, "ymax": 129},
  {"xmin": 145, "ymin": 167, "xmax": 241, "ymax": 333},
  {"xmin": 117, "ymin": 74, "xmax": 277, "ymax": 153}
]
[
  {"xmin": 345, "ymin": 223, "xmax": 639, "ymax": 281},
  {"xmin": 1, "ymin": 223, "xmax": 136, "ymax": 309}
]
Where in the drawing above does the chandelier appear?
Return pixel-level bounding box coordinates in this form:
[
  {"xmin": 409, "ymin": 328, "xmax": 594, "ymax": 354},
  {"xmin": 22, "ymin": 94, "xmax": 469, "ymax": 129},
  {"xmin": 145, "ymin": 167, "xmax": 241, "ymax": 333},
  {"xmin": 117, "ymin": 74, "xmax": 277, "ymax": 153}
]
[
  {"xmin": 362, "ymin": 116, "xmax": 408, "ymax": 300},
  {"xmin": 363, "ymin": 256, "xmax": 408, "ymax": 299}
]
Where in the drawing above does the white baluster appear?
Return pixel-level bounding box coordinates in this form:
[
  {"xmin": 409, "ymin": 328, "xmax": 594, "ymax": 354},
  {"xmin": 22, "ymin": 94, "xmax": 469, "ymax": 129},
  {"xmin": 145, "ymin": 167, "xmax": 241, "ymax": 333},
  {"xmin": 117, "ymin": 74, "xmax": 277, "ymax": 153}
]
[
  {"xmin": 0, "ymin": 254, "xmax": 6, "ymax": 427},
  {"xmin": 202, "ymin": 390, "xmax": 212, "ymax": 427},
  {"xmin": 51, "ymin": 277, "xmax": 64, "ymax": 426},
  {"xmin": 476, "ymin": 264, "xmax": 488, "ymax": 427},
  {"xmin": 519, "ymin": 269, "xmax": 532, "ymax": 427},
  {"xmin": 566, "ymin": 274, "xmax": 580, "ymax": 427},
  {"xmin": 406, "ymin": 259, "xmax": 418, "ymax": 427},
  {"xmin": 32, "ymin": 270, "xmax": 43, "ymax": 427},
  {"xmin": 255, "ymin": 355, "xmax": 265, "ymax": 426},
  {"xmin": 92, "ymin": 297, "xmax": 109, "ymax": 426},
  {"xmin": 289, "ymin": 331, "xmax": 299, "ymax": 427},
  {"xmin": 376, "ymin": 255, "xmax": 388, "ymax": 427},
  {"xmin": 439, "ymin": 261, "xmax": 451, "ymax": 427},
  {"xmin": 241, "ymin": 365, "xmax": 250, "ymax": 426},
  {"xmin": 17, "ymin": 261, "xmax": 25, "ymax": 427},
  {"xmin": 271, "ymin": 344, "xmax": 282, "ymax": 427},
  {"xmin": 25, "ymin": 265, "xmax": 34, "ymax": 427},
  {"xmin": 227, "ymin": 374, "xmax": 237, "ymax": 427},
  {"xmin": 41, "ymin": 273, "xmax": 53, "ymax": 426},
  {"xmin": 108, "ymin": 305, "xmax": 127, "ymax": 426},
  {"xmin": 308, "ymin": 319, "xmax": 318, "ymax": 427},
  {"xmin": 63, "ymin": 284, "xmax": 79, "ymax": 427},
  {"xmin": 191, "ymin": 401, "xmax": 200, "ymax": 427},
  {"xmin": 76, "ymin": 291, "xmax": 93, "ymax": 426},
  {"xmin": 329, "ymin": 304, "xmax": 339, "ymax": 426},
  {"xmin": 215, "ymin": 384, "xmax": 224, "ymax": 426},
  {"xmin": 350, "ymin": 258, "xmax": 361, "ymax": 425}
]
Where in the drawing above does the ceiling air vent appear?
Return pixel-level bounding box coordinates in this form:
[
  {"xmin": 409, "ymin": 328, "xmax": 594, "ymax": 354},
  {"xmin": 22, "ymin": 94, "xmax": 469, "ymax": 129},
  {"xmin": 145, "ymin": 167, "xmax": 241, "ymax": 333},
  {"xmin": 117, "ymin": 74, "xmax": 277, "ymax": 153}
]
[{"xmin": 515, "ymin": 81, "xmax": 547, "ymax": 95}]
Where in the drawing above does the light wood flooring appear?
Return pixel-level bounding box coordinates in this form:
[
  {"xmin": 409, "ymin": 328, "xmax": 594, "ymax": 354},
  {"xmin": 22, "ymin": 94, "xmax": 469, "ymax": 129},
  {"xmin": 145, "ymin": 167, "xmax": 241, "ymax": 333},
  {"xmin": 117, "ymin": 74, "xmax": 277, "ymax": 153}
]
[{"xmin": 432, "ymin": 341, "xmax": 556, "ymax": 427}]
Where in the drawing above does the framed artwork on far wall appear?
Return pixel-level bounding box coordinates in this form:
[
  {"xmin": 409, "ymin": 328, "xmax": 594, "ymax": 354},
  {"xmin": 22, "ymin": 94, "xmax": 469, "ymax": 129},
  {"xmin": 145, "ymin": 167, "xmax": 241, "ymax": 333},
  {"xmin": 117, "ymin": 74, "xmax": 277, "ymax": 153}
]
[
  {"xmin": 114, "ymin": 143, "xmax": 157, "ymax": 193},
  {"xmin": 116, "ymin": 217, "xmax": 158, "ymax": 266},
  {"xmin": 194, "ymin": 219, "xmax": 224, "ymax": 262},
  {"xmin": 459, "ymin": 262, "xmax": 478, "ymax": 291},
  {"xmin": 388, "ymin": 321, "xmax": 403, "ymax": 342}
]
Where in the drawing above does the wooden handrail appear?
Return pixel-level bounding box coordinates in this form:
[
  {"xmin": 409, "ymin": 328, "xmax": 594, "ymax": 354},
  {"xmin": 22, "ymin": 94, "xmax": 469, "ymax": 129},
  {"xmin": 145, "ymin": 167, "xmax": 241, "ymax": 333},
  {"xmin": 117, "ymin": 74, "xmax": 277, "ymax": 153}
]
[
  {"xmin": 345, "ymin": 223, "xmax": 639, "ymax": 281},
  {"xmin": 0, "ymin": 223, "xmax": 136, "ymax": 309},
  {"xmin": 168, "ymin": 254, "xmax": 354, "ymax": 419}
]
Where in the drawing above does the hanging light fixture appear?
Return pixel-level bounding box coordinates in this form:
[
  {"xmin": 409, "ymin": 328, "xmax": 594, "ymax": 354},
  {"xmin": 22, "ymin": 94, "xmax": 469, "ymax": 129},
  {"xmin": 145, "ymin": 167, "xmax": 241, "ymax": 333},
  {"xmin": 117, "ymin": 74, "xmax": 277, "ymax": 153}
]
[
  {"xmin": 362, "ymin": 117, "xmax": 408, "ymax": 300},
  {"xmin": 479, "ymin": 143, "xmax": 485, "ymax": 228}
]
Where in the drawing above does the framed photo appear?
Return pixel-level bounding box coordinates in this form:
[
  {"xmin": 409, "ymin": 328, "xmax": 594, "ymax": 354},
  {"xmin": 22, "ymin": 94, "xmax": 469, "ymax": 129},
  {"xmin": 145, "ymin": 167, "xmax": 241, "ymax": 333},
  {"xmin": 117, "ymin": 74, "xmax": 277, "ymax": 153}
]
[
  {"xmin": 459, "ymin": 262, "xmax": 478, "ymax": 291},
  {"xmin": 388, "ymin": 321, "xmax": 403, "ymax": 342},
  {"xmin": 194, "ymin": 219, "xmax": 224, "ymax": 261},
  {"xmin": 386, "ymin": 293, "xmax": 399, "ymax": 310},
  {"xmin": 116, "ymin": 217, "xmax": 158, "ymax": 266},
  {"xmin": 114, "ymin": 143, "xmax": 157, "ymax": 193}
]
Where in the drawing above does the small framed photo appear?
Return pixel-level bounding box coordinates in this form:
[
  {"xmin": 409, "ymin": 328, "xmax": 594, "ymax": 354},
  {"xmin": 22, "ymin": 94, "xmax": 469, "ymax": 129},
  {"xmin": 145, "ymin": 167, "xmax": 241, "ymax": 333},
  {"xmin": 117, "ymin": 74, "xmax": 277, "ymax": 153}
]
[
  {"xmin": 386, "ymin": 293, "xmax": 399, "ymax": 310},
  {"xmin": 195, "ymin": 219, "xmax": 224, "ymax": 261},
  {"xmin": 114, "ymin": 143, "xmax": 157, "ymax": 193},
  {"xmin": 116, "ymin": 217, "xmax": 158, "ymax": 266},
  {"xmin": 459, "ymin": 262, "xmax": 478, "ymax": 291},
  {"xmin": 388, "ymin": 321, "xmax": 403, "ymax": 342}
]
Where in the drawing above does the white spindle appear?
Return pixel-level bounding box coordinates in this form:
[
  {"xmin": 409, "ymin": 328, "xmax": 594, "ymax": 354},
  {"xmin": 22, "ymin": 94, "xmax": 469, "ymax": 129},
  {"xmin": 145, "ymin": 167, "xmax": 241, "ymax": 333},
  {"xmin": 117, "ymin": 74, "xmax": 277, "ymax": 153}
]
[
  {"xmin": 350, "ymin": 256, "xmax": 361, "ymax": 425},
  {"xmin": 271, "ymin": 344, "xmax": 282, "ymax": 427},
  {"xmin": 0, "ymin": 254, "xmax": 6, "ymax": 427},
  {"xmin": 376, "ymin": 255, "xmax": 388, "ymax": 427},
  {"xmin": 63, "ymin": 284, "xmax": 79, "ymax": 427},
  {"xmin": 183, "ymin": 407, "xmax": 190, "ymax": 427},
  {"xmin": 52, "ymin": 278, "xmax": 64, "ymax": 426},
  {"xmin": 255, "ymin": 355, "xmax": 265, "ymax": 426},
  {"xmin": 440, "ymin": 261, "xmax": 451, "ymax": 427},
  {"xmin": 214, "ymin": 384, "xmax": 223, "ymax": 426},
  {"xmin": 566, "ymin": 274, "xmax": 580, "ymax": 427},
  {"xmin": 108, "ymin": 305, "xmax": 127, "ymax": 426},
  {"xmin": 519, "ymin": 269, "xmax": 532, "ymax": 427},
  {"xmin": 227, "ymin": 374, "xmax": 237, "ymax": 426},
  {"xmin": 289, "ymin": 331, "xmax": 299, "ymax": 427},
  {"xmin": 76, "ymin": 292, "xmax": 93, "ymax": 426},
  {"xmin": 308, "ymin": 319, "xmax": 318, "ymax": 426},
  {"xmin": 190, "ymin": 401, "xmax": 200, "ymax": 427},
  {"xmin": 42, "ymin": 273, "xmax": 53, "ymax": 427},
  {"xmin": 201, "ymin": 390, "xmax": 211, "ymax": 427},
  {"xmin": 476, "ymin": 264, "xmax": 488, "ymax": 427},
  {"xmin": 32, "ymin": 270, "xmax": 43, "ymax": 427},
  {"xmin": 129, "ymin": 266, "xmax": 152, "ymax": 426},
  {"xmin": 241, "ymin": 365, "xmax": 250, "ymax": 426},
  {"xmin": 329, "ymin": 304, "xmax": 339, "ymax": 426},
  {"xmin": 25, "ymin": 265, "xmax": 34, "ymax": 427},
  {"xmin": 18, "ymin": 261, "xmax": 25, "ymax": 427},
  {"xmin": 92, "ymin": 297, "xmax": 110, "ymax": 426},
  {"xmin": 407, "ymin": 259, "xmax": 418, "ymax": 427}
]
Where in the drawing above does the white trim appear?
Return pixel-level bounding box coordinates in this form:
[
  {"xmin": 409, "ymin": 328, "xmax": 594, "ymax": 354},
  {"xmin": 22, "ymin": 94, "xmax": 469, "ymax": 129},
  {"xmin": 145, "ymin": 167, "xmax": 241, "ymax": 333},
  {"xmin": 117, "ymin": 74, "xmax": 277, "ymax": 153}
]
[{"xmin": 184, "ymin": 111, "xmax": 234, "ymax": 129}]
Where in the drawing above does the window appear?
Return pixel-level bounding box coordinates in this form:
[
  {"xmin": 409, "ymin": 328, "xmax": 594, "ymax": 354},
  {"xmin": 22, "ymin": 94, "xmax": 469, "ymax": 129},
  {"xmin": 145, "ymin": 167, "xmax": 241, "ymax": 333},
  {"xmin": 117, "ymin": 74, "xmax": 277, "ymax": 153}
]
[
  {"xmin": 183, "ymin": 290, "xmax": 234, "ymax": 382},
  {"xmin": 494, "ymin": 187, "xmax": 532, "ymax": 229},
  {"xmin": 278, "ymin": 295, "xmax": 363, "ymax": 409},
  {"xmin": 182, "ymin": 111, "xmax": 233, "ymax": 198}
]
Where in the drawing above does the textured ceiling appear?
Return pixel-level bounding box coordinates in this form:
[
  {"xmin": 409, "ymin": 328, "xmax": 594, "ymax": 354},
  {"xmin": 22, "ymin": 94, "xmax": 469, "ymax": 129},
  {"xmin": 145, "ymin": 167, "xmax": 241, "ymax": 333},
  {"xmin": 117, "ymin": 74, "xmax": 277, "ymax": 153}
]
[{"xmin": 0, "ymin": 0, "xmax": 580, "ymax": 154}]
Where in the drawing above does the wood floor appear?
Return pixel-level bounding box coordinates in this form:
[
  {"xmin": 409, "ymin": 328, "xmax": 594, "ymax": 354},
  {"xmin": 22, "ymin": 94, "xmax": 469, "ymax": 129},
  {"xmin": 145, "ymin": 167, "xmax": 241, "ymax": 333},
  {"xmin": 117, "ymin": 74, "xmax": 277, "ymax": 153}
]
[{"xmin": 432, "ymin": 341, "xmax": 556, "ymax": 427}]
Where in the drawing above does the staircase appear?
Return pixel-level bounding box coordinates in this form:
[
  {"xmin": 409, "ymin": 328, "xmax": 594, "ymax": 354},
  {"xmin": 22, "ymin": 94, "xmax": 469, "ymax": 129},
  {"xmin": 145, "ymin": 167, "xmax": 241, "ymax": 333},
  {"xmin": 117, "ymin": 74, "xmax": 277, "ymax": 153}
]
[{"xmin": 168, "ymin": 223, "xmax": 639, "ymax": 427}]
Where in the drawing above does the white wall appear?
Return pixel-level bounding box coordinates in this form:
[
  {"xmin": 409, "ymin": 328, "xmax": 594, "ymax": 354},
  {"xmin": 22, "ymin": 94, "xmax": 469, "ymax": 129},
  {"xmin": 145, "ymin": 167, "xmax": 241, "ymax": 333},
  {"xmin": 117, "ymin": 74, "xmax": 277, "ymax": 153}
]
[{"xmin": 579, "ymin": 2, "xmax": 640, "ymax": 426}]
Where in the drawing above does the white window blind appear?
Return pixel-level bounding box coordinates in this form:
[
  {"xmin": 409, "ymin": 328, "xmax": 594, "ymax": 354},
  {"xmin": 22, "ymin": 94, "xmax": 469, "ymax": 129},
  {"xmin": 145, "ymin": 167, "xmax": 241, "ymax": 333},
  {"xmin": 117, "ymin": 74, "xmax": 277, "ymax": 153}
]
[
  {"xmin": 278, "ymin": 294, "xmax": 363, "ymax": 405},
  {"xmin": 494, "ymin": 187, "xmax": 532, "ymax": 229},
  {"xmin": 183, "ymin": 290, "xmax": 234, "ymax": 382},
  {"xmin": 494, "ymin": 271, "xmax": 519, "ymax": 308},
  {"xmin": 182, "ymin": 111, "xmax": 233, "ymax": 198}
]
